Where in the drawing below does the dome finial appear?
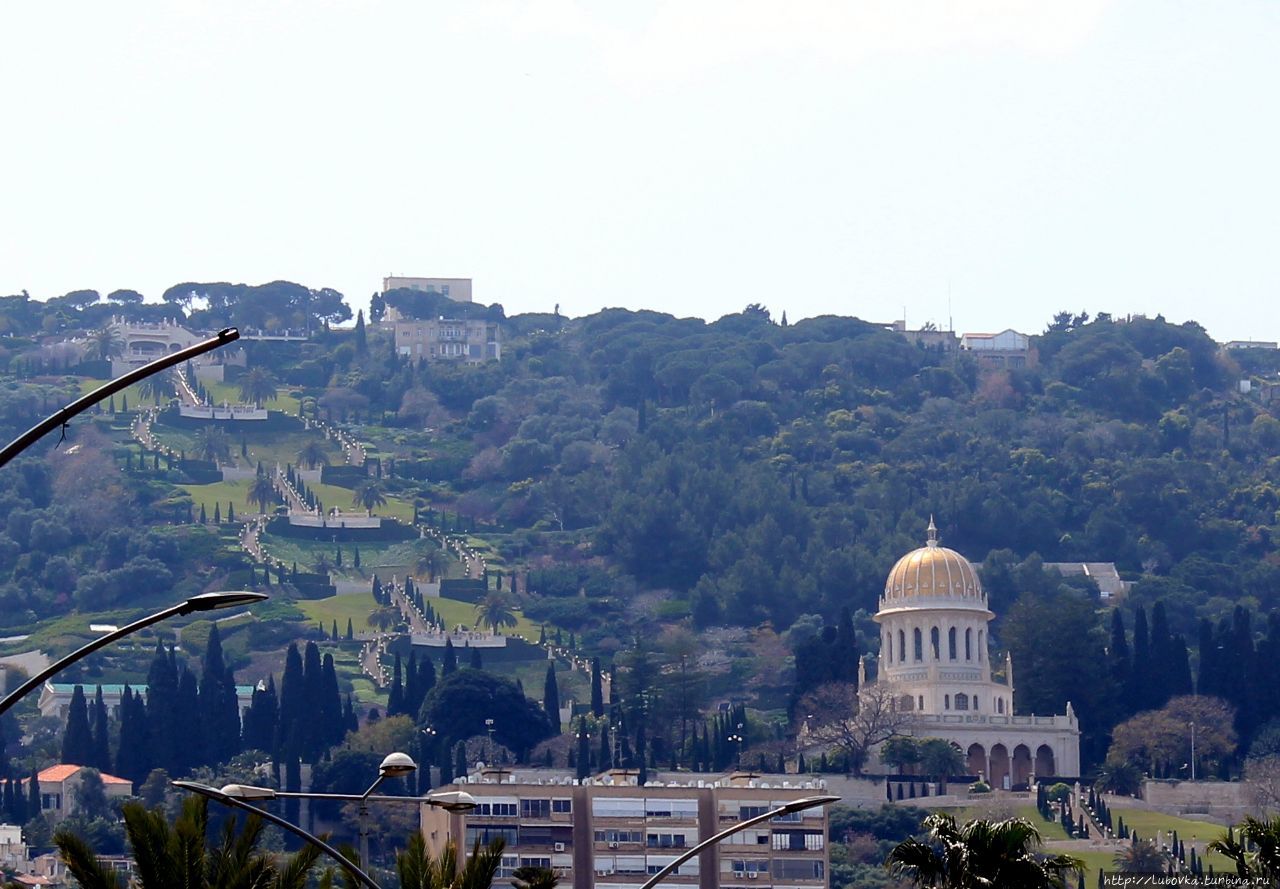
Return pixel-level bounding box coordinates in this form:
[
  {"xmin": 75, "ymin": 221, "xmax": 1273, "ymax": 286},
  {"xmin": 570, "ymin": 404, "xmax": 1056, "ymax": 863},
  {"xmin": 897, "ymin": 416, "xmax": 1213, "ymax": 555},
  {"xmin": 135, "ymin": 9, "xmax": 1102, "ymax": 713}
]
[{"xmin": 926, "ymin": 514, "xmax": 938, "ymax": 547}]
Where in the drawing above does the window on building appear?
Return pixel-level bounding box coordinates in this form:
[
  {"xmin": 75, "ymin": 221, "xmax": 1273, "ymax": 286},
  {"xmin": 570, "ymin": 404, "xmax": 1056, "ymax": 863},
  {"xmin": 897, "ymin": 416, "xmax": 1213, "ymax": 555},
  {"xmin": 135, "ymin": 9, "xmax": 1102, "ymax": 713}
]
[
  {"xmin": 552, "ymin": 798, "xmax": 572, "ymax": 813},
  {"xmin": 476, "ymin": 802, "xmax": 517, "ymax": 817},
  {"xmin": 913, "ymin": 628, "xmax": 923, "ymax": 662},
  {"xmin": 997, "ymin": 698, "xmax": 1005, "ymax": 714},
  {"xmin": 931, "ymin": 627, "xmax": 940, "ymax": 660},
  {"xmin": 965, "ymin": 628, "xmax": 973, "ymax": 661},
  {"xmin": 521, "ymin": 799, "xmax": 551, "ymax": 819},
  {"xmin": 647, "ymin": 833, "xmax": 688, "ymax": 848},
  {"xmin": 948, "ymin": 627, "xmax": 957, "ymax": 660},
  {"xmin": 729, "ymin": 860, "xmax": 770, "ymax": 876},
  {"xmin": 955, "ymin": 693, "xmax": 969, "ymax": 711},
  {"xmin": 918, "ymin": 695, "xmax": 924, "ymax": 710},
  {"xmin": 945, "ymin": 694, "xmax": 950, "ymax": 710},
  {"xmin": 898, "ymin": 630, "xmax": 906, "ymax": 663},
  {"xmin": 978, "ymin": 630, "xmax": 985, "ymax": 661},
  {"xmin": 466, "ymin": 826, "xmax": 518, "ymax": 846},
  {"xmin": 774, "ymin": 858, "xmax": 825, "ymax": 880}
]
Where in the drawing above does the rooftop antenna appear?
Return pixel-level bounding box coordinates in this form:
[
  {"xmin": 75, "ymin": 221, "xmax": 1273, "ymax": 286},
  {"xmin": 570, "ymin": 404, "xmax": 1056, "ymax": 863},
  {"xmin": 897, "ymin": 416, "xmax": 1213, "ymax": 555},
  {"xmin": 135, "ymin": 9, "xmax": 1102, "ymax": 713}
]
[{"xmin": 948, "ymin": 280, "xmax": 953, "ymax": 332}]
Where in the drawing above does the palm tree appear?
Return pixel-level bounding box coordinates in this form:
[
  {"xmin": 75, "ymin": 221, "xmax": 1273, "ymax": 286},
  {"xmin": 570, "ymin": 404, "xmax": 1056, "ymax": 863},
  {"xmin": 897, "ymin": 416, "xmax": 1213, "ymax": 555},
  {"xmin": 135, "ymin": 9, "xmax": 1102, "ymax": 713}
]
[
  {"xmin": 83, "ymin": 327, "xmax": 124, "ymax": 363},
  {"xmin": 1210, "ymin": 816, "xmax": 1280, "ymax": 880},
  {"xmin": 1113, "ymin": 839, "xmax": 1170, "ymax": 874},
  {"xmin": 415, "ymin": 549, "xmax": 449, "ymax": 582},
  {"xmin": 54, "ymin": 796, "xmax": 321, "ymax": 889},
  {"xmin": 195, "ymin": 427, "xmax": 233, "ymax": 465},
  {"xmin": 474, "ymin": 594, "xmax": 518, "ymax": 636},
  {"xmin": 396, "ymin": 833, "xmax": 505, "ymax": 889},
  {"xmin": 352, "ymin": 480, "xmax": 388, "ymax": 516},
  {"xmin": 238, "ymin": 367, "xmax": 279, "ymax": 408},
  {"xmin": 138, "ymin": 370, "xmax": 174, "ymax": 406},
  {"xmin": 368, "ymin": 605, "xmax": 400, "ymax": 633},
  {"xmin": 510, "ymin": 865, "xmax": 560, "ymax": 889},
  {"xmin": 296, "ymin": 439, "xmax": 330, "ymax": 470},
  {"xmin": 247, "ymin": 474, "xmax": 278, "ymax": 514},
  {"xmin": 886, "ymin": 813, "xmax": 1081, "ymax": 889}
]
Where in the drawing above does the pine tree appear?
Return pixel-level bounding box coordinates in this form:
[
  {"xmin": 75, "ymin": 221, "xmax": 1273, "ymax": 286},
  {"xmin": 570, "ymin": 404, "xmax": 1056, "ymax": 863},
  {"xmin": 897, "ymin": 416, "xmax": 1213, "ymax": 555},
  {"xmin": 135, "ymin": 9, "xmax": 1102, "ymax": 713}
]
[
  {"xmin": 90, "ymin": 686, "xmax": 111, "ymax": 773},
  {"xmin": 543, "ymin": 665, "xmax": 561, "ymax": 734},
  {"xmin": 61, "ymin": 685, "xmax": 94, "ymax": 765}
]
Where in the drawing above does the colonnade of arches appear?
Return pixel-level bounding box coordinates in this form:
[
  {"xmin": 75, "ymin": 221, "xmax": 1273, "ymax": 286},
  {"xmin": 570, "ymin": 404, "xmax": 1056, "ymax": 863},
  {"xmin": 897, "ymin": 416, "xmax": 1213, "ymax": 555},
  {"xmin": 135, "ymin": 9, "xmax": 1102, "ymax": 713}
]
[
  {"xmin": 964, "ymin": 742, "xmax": 1056, "ymax": 788},
  {"xmin": 883, "ymin": 625, "xmax": 984, "ymax": 665}
]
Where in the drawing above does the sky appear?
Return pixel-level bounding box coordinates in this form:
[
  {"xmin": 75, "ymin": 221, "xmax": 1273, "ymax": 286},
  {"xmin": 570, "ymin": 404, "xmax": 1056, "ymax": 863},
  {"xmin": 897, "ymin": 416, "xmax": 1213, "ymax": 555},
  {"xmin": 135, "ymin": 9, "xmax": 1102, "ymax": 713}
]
[{"xmin": 2, "ymin": 1, "xmax": 1277, "ymax": 341}]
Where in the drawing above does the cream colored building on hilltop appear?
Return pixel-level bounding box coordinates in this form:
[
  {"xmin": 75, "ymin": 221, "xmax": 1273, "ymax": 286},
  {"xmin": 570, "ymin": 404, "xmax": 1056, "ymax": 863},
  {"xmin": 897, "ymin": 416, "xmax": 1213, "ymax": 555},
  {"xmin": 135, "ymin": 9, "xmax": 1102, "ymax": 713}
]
[
  {"xmin": 871, "ymin": 519, "xmax": 1081, "ymax": 787},
  {"xmin": 382, "ymin": 276, "xmax": 473, "ymax": 302}
]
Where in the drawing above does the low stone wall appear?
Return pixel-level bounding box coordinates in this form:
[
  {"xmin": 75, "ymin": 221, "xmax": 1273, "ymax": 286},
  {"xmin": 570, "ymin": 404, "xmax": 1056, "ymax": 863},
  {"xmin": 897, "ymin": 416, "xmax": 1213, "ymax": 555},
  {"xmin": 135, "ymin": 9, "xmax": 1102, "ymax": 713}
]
[{"xmin": 1136, "ymin": 780, "xmax": 1252, "ymax": 823}]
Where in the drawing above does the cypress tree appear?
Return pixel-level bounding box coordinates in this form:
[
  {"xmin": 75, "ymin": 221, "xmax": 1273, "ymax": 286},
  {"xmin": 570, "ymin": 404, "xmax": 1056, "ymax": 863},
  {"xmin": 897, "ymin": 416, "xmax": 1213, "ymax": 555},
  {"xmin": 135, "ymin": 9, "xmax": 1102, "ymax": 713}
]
[
  {"xmin": 276, "ymin": 644, "xmax": 306, "ymax": 758},
  {"xmin": 543, "ymin": 665, "xmax": 561, "ymax": 734},
  {"xmin": 1129, "ymin": 606, "xmax": 1151, "ymax": 711},
  {"xmin": 331, "ymin": 620, "xmax": 338, "ymax": 641},
  {"xmin": 470, "ymin": 647, "xmax": 482, "ymax": 669},
  {"xmin": 354, "ymin": 309, "xmax": 367, "ymax": 354},
  {"xmin": 284, "ymin": 755, "xmax": 302, "ymax": 827},
  {"xmin": 443, "ymin": 639, "xmax": 457, "ymax": 675},
  {"xmin": 228, "ymin": 503, "xmax": 235, "ymax": 522},
  {"xmin": 388, "ymin": 654, "xmax": 404, "ymax": 717},
  {"xmin": 353, "ymin": 546, "xmax": 361, "ymax": 569},
  {"xmin": 199, "ymin": 504, "xmax": 207, "ymax": 524},
  {"xmin": 213, "ymin": 502, "xmax": 221, "ymax": 524},
  {"xmin": 1169, "ymin": 635, "xmax": 1194, "ymax": 697},
  {"xmin": 61, "ymin": 685, "xmax": 94, "ymax": 766},
  {"xmin": 576, "ymin": 718, "xmax": 591, "ymax": 780},
  {"xmin": 343, "ymin": 694, "xmax": 359, "ymax": 736},
  {"xmin": 301, "ymin": 642, "xmax": 324, "ymax": 762},
  {"xmin": 199, "ymin": 624, "xmax": 241, "ymax": 767},
  {"xmin": 244, "ymin": 678, "xmax": 279, "ymax": 754},
  {"xmin": 90, "ymin": 685, "xmax": 111, "ymax": 773},
  {"xmin": 27, "ymin": 770, "xmax": 39, "ymax": 821},
  {"xmin": 598, "ymin": 722, "xmax": 612, "ymax": 770},
  {"xmin": 176, "ymin": 666, "xmax": 201, "ymax": 773},
  {"xmin": 346, "ymin": 618, "xmax": 354, "ymax": 640},
  {"xmin": 591, "ymin": 657, "xmax": 604, "ymax": 717},
  {"xmin": 455, "ymin": 741, "xmax": 468, "ymax": 778},
  {"xmin": 1197, "ymin": 618, "xmax": 1216, "ymax": 695},
  {"xmin": 1150, "ymin": 602, "xmax": 1173, "ymax": 708},
  {"xmin": 320, "ymin": 653, "xmax": 344, "ymax": 747}
]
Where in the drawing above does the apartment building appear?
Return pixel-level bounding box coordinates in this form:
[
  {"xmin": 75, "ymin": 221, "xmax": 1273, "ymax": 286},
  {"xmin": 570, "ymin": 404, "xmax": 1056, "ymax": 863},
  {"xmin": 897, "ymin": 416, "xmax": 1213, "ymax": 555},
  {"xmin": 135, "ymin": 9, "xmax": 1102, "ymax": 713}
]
[
  {"xmin": 382, "ymin": 277, "xmax": 473, "ymax": 302},
  {"xmin": 420, "ymin": 769, "xmax": 830, "ymax": 889},
  {"xmin": 394, "ymin": 317, "xmax": 501, "ymax": 363}
]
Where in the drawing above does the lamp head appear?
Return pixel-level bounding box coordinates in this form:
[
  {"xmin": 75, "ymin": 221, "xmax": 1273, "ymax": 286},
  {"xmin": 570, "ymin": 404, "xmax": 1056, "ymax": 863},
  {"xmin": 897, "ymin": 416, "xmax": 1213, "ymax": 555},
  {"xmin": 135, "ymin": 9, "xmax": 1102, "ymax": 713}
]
[
  {"xmin": 425, "ymin": 790, "xmax": 478, "ymax": 812},
  {"xmin": 182, "ymin": 591, "xmax": 269, "ymax": 613},
  {"xmin": 379, "ymin": 751, "xmax": 418, "ymax": 778},
  {"xmin": 779, "ymin": 795, "xmax": 841, "ymax": 815},
  {"xmin": 219, "ymin": 783, "xmax": 278, "ymax": 801}
]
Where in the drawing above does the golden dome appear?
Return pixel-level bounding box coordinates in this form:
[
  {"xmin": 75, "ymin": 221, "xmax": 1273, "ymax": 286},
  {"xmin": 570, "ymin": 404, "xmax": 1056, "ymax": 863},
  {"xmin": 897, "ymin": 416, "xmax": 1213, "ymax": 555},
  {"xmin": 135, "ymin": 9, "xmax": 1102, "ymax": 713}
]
[{"xmin": 881, "ymin": 518, "xmax": 985, "ymax": 606}]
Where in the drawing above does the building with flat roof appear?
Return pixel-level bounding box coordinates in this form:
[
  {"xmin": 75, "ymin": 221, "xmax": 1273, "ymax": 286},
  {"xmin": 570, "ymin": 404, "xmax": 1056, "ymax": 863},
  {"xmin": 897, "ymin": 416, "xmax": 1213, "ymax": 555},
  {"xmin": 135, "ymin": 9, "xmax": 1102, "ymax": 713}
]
[
  {"xmin": 959, "ymin": 329, "xmax": 1034, "ymax": 369},
  {"xmin": 394, "ymin": 317, "xmax": 501, "ymax": 363},
  {"xmin": 382, "ymin": 277, "xmax": 473, "ymax": 302},
  {"xmin": 421, "ymin": 768, "xmax": 830, "ymax": 889}
]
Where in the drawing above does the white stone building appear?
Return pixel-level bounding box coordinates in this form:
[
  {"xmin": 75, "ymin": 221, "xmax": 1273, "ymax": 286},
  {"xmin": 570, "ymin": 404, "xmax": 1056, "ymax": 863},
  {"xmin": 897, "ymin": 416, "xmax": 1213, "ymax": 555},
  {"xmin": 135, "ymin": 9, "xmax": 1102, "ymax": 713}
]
[{"xmin": 870, "ymin": 519, "xmax": 1081, "ymax": 786}]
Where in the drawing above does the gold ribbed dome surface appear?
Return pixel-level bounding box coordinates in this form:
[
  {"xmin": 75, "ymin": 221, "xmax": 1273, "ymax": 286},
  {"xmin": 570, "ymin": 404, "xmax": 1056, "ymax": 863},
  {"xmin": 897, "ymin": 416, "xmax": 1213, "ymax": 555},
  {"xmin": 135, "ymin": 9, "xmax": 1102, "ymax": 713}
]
[{"xmin": 882, "ymin": 519, "xmax": 985, "ymax": 604}]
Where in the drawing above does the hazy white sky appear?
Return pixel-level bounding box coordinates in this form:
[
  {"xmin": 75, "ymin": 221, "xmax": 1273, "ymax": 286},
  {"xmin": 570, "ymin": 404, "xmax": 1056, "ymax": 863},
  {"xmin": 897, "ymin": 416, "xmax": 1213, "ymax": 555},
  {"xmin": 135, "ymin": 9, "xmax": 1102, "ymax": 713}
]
[{"xmin": 2, "ymin": 1, "xmax": 1277, "ymax": 340}]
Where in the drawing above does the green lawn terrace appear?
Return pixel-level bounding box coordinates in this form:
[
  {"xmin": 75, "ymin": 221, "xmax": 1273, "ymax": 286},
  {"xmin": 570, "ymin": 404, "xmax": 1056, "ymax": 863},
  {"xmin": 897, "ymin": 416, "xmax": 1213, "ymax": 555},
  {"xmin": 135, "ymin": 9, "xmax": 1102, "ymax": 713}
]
[
  {"xmin": 149, "ymin": 411, "xmax": 342, "ymax": 473},
  {"xmin": 255, "ymin": 535, "xmax": 452, "ymax": 582}
]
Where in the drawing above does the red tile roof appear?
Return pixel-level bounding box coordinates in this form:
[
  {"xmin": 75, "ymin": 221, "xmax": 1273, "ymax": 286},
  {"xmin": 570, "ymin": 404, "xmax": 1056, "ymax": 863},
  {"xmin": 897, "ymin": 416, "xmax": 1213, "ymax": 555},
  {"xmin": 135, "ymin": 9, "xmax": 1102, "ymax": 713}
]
[{"xmin": 38, "ymin": 764, "xmax": 131, "ymax": 785}]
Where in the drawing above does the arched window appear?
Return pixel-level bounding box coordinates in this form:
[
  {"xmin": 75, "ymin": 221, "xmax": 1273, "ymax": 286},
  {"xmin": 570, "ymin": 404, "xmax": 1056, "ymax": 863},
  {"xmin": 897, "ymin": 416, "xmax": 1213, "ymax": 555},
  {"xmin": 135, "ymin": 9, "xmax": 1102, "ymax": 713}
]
[
  {"xmin": 944, "ymin": 694, "xmax": 951, "ymax": 710},
  {"xmin": 948, "ymin": 627, "xmax": 957, "ymax": 660},
  {"xmin": 965, "ymin": 628, "xmax": 973, "ymax": 661},
  {"xmin": 978, "ymin": 630, "xmax": 985, "ymax": 662},
  {"xmin": 913, "ymin": 628, "xmax": 923, "ymax": 662},
  {"xmin": 974, "ymin": 696, "xmax": 979, "ymax": 711},
  {"xmin": 901, "ymin": 695, "xmax": 914, "ymax": 711},
  {"xmin": 884, "ymin": 632, "xmax": 891, "ymax": 663},
  {"xmin": 918, "ymin": 695, "xmax": 924, "ymax": 711},
  {"xmin": 930, "ymin": 627, "xmax": 940, "ymax": 660},
  {"xmin": 997, "ymin": 698, "xmax": 1004, "ymax": 714},
  {"xmin": 898, "ymin": 630, "xmax": 906, "ymax": 664},
  {"xmin": 955, "ymin": 693, "xmax": 969, "ymax": 711}
]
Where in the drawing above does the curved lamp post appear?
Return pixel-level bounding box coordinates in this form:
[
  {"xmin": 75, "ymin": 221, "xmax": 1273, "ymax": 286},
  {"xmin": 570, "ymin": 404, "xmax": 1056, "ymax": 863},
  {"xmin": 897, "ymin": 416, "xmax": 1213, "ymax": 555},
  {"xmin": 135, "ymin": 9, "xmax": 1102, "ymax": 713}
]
[
  {"xmin": 0, "ymin": 591, "xmax": 268, "ymax": 718},
  {"xmin": 207, "ymin": 754, "xmax": 478, "ymax": 878},
  {"xmin": 172, "ymin": 780, "xmax": 380, "ymax": 889},
  {"xmin": 0, "ymin": 328, "xmax": 240, "ymax": 469},
  {"xmin": 638, "ymin": 794, "xmax": 840, "ymax": 889}
]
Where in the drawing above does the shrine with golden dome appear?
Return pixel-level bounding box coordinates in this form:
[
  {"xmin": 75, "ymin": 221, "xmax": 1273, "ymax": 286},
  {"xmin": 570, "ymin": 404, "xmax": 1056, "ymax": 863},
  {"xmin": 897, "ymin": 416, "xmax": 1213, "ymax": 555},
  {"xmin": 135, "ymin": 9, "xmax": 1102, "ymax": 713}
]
[{"xmin": 868, "ymin": 518, "xmax": 1081, "ymax": 785}]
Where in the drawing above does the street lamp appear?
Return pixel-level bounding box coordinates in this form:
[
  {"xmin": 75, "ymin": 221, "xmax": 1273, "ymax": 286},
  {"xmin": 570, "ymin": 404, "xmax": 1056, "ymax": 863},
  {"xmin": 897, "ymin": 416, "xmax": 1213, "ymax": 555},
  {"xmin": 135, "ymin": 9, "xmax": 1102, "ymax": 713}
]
[
  {"xmin": 728, "ymin": 723, "xmax": 745, "ymax": 771},
  {"xmin": 0, "ymin": 591, "xmax": 268, "ymax": 718},
  {"xmin": 638, "ymin": 794, "xmax": 840, "ymax": 889},
  {"xmin": 172, "ymin": 780, "xmax": 380, "ymax": 889},
  {"xmin": 484, "ymin": 718, "xmax": 495, "ymax": 763},
  {"xmin": 1189, "ymin": 721, "xmax": 1197, "ymax": 782}
]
